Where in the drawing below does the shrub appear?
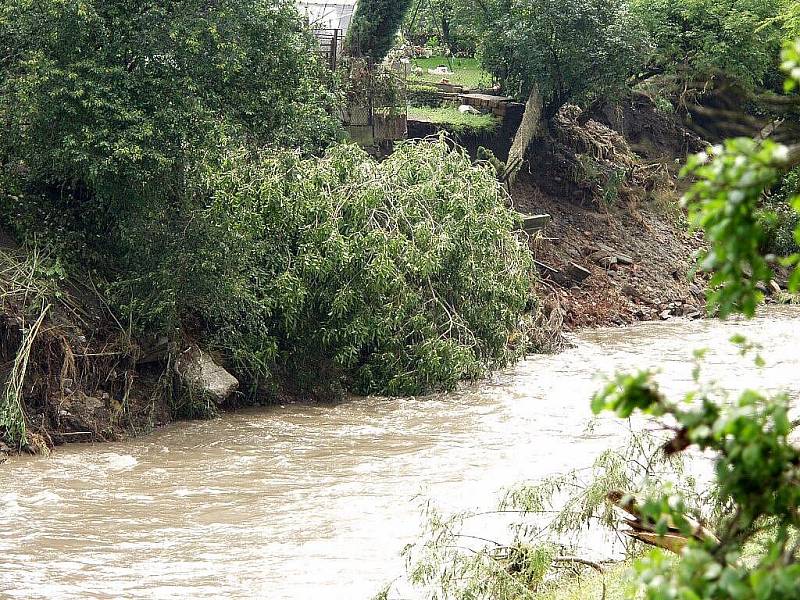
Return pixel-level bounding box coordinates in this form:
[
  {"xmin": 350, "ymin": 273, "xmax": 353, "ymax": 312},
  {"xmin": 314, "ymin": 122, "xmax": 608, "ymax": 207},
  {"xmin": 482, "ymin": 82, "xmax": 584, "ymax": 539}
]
[
  {"xmin": 407, "ymin": 82, "xmax": 446, "ymax": 107},
  {"xmin": 193, "ymin": 139, "xmax": 537, "ymax": 396},
  {"xmin": 0, "ymin": 0, "xmax": 343, "ymax": 329}
]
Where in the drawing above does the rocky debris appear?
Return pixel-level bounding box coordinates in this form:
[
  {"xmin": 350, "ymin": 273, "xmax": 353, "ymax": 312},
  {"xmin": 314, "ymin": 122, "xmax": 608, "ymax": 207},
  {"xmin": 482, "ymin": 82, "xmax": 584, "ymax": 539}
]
[
  {"xmin": 519, "ymin": 213, "xmax": 552, "ymax": 234},
  {"xmin": 587, "ymin": 244, "xmax": 637, "ymax": 270},
  {"xmin": 514, "ymin": 172, "xmax": 708, "ymax": 329},
  {"xmin": 563, "ymin": 263, "xmax": 591, "ymax": 284},
  {"xmin": 175, "ymin": 346, "xmax": 239, "ymax": 405},
  {"xmin": 57, "ymin": 390, "xmax": 117, "ymax": 440}
]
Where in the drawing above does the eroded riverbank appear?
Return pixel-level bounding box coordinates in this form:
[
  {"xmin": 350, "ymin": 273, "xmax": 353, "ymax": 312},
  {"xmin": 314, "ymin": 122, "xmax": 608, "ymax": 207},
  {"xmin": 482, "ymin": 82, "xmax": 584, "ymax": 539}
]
[{"xmin": 2, "ymin": 306, "xmax": 799, "ymax": 599}]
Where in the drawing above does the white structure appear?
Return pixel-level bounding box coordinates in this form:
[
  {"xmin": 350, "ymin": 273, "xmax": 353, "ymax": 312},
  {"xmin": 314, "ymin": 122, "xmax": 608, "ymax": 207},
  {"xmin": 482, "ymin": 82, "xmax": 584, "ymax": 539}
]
[{"xmin": 296, "ymin": 0, "xmax": 358, "ymax": 33}]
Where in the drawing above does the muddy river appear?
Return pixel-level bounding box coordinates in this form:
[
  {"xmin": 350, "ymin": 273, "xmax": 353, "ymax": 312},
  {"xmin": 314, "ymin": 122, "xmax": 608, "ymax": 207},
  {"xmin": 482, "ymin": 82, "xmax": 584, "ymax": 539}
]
[{"xmin": 2, "ymin": 307, "xmax": 800, "ymax": 599}]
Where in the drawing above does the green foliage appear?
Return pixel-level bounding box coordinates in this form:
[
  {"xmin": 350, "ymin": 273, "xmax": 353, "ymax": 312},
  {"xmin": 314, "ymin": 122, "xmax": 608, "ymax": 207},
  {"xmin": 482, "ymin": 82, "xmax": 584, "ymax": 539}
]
[
  {"xmin": 680, "ymin": 41, "xmax": 800, "ymax": 317},
  {"xmin": 407, "ymin": 106, "xmax": 500, "ymax": 135},
  {"xmin": 407, "ymin": 82, "xmax": 444, "ymax": 107},
  {"xmin": 682, "ymin": 139, "xmax": 788, "ymax": 317},
  {"xmin": 402, "ymin": 0, "xmax": 479, "ymax": 56},
  {"xmin": 632, "ymin": 0, "xmax": 787, "ymax": 90},
  {"xmin": 0, "ymin": 0, "xmax": 343, "ymax": 328},
  {"xmin": 784, "ymin": 37, "xmax": 800, "ymax": 91},
  {"xmin": 478, "ymin": 0, "xmax": 646, "ymax": 116},
  {"xmin": 759, "ymin": 167, "xmax": 800, "ymax": 257},
  {"xmin": 0, "ymin": 0, "xmax": 340, "ymax": 200},
  {"xmin": 680, "ymin": 44, "xmax": 800, "ymax": 315},
  {"xmin": 533, "ymin": 560, "xmax": 637, "ymax": 600},
  {"xmin": 592, "ymin": 354, "xmax": 800, "ymax": 600},
  {"xmin": 345, "ymin": 0, "xmax": 414, "ymax": 61},
  {"xmin": 195, "ymin": 138, "xmax": 536, "ymax": 396},
  {"xmin": 402, "ymin": 428, "xmax": 693, "ymax": 599},
  {"xmin": 409, "ymin": 55, "xmax": 490, "ymax": 88},
  {"xmin": 576, "ymin": 154, "xmax": 628, "ymax": 207}
]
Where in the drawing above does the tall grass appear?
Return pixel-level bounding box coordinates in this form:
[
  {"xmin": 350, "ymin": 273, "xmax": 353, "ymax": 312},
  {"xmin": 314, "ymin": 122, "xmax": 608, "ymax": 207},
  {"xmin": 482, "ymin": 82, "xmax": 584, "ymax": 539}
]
[{"xmin": 1, "ymin": 305, "xmax": 49, "ymax": 448}]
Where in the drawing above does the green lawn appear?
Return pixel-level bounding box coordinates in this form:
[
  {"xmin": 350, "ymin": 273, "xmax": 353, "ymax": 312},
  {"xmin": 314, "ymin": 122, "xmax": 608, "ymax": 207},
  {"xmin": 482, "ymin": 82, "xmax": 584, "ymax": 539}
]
[
  {"xmin": 407, "ymin": 105, "xmax": 499, "ymax": 135},
  {"xmin": 410, "ymin": 55, "xmax": 491, "ymax": 89}
]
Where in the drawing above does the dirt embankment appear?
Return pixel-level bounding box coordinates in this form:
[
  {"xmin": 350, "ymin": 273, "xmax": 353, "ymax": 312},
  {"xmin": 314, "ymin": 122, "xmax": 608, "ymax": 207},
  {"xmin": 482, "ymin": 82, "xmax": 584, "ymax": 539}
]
[
  {"xmin": 515, "ymin": 176, "xmax": 706, "ymax": 328},
  {"xmin": 0, "ymin": 236, "xmax": 173, "ymax": 455},
  {"xmin": 512, "ymin": 94, "xmax": 710, "ymax": 329}
]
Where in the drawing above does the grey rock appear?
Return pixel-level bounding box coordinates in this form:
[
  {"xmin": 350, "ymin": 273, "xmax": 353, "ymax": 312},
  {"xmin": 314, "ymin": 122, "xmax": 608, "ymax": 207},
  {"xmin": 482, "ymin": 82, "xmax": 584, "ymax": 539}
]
[{"xmin": 175, "ymin": 346, "xmax": 239, "ymax": 405}]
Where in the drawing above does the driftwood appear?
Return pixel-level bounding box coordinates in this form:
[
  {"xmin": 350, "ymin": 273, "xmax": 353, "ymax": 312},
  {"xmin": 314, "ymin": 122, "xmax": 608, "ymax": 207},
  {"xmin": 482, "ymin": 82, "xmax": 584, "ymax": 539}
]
[{"xmin": 607, "ymin": 490, "xmax": 719, "ymax": 554}]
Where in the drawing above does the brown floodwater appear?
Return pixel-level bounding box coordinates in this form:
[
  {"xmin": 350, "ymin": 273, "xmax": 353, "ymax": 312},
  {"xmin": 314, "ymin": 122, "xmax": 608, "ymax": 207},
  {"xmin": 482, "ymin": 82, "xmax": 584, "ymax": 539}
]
[{"xmin": 1, "ymin": 307, "xmax": 800, "ymax": 599}]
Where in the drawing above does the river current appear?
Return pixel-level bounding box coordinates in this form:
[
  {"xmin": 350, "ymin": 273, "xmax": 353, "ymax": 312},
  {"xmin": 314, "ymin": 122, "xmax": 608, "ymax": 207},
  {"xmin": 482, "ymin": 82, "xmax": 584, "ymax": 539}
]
[{"xmin": 1, "ymin": 307, "xmax": 800, "ymax": 599}]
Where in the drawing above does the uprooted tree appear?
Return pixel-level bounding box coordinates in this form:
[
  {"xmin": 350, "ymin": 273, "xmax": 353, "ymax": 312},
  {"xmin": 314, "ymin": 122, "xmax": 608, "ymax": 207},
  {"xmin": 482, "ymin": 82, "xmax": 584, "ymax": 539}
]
[{"xmin": 475, "ymin": 0, "xmax": 646, "ymax": 183}]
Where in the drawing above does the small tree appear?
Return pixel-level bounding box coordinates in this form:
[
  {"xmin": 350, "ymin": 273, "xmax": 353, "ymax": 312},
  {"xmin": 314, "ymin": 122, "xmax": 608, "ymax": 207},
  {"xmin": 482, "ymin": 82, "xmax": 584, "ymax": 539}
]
[
  {"xmin": 345, "ymin": 0, "xmax": 414, "ymax": 61},
  {"xmin": 631, "ymin": 0, "xmax": 788, "ymax": 91}
]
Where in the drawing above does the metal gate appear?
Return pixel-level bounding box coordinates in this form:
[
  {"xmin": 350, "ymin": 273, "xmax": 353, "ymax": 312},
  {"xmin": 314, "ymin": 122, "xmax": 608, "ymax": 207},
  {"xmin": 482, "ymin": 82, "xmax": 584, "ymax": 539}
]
[{"xmin": 312, "ymin": 28, "xmax": 341, "ymax": 71}]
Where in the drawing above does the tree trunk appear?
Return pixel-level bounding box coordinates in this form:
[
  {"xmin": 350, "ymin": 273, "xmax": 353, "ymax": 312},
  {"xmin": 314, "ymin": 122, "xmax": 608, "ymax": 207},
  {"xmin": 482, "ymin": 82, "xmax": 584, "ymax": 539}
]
[{"xmin": 506, "ymin": 84, "xmax": 543, "ymax": 188}]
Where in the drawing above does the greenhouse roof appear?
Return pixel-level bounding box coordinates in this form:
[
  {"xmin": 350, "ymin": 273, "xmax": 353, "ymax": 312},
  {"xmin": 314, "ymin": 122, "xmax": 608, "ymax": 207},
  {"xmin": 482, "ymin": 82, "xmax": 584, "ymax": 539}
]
[{"xmin": 296, "ymin": 0, "xmax": 357, "ymax": 33}]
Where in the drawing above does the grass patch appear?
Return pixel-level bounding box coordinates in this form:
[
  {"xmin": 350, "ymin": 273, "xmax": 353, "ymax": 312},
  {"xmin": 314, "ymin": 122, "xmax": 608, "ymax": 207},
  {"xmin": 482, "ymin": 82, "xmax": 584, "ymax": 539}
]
[
  {"xmin": 410, "ymin": 55, "xmax": 491, "ymax": 88},
  {"xmin": 533, "ymin": 560, "xmax": 639, "ymax": 600},
  {"xmin": 407, "ymin": 106, "xmax": 499, "ymax": 136}
]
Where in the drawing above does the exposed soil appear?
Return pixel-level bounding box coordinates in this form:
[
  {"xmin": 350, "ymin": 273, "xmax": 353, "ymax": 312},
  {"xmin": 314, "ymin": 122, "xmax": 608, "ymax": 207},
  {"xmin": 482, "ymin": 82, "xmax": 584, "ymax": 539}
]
[
  {"xmin": 511, "ymin": 93, "xmax": 712, "ymax": 329},
  {"xmin": 0, "ymin": 236, "xmax": 173, "ymax": 455},
  {"xmin": 513, "ymin": 174, "xmax": 707, "ymax": 328}
]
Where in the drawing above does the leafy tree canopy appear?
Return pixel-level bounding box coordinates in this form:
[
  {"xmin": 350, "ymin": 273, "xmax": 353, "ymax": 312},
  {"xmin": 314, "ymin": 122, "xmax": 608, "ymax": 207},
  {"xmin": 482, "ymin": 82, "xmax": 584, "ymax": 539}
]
[
  {"xmin": 345, "ymin": 0, "xmax": 414, "ymax": 61},
  {"xmin": 631, "ymin": 0, "xmax": 789, "ymax": 90},
  {"xmin": 478, "ymin": 0, "xmax": 646, "ymax": 117},
  {"xmin": 0, "ymin": 0, "xmax": 341, "ymax": 217}
]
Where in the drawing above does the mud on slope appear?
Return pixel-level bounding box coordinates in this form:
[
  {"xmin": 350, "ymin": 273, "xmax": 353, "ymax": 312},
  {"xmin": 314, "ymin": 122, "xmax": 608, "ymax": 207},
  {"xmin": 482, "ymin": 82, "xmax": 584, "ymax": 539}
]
[{"xmin": 0, "ymin": 235, "xmax": 173, "ymax": 455}]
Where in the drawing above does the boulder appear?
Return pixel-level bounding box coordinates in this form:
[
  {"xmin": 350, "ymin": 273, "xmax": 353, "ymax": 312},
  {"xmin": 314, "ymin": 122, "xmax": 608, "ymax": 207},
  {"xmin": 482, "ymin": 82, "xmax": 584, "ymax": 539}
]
[{"xmin": 175, "ymin": 346, "xmax": 239, "ymax": 405}]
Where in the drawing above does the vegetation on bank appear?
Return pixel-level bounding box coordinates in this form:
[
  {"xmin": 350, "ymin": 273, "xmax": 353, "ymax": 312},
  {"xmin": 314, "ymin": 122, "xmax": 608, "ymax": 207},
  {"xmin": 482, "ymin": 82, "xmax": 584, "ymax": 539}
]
[{"xmin": 0, "ymin": 0, "xmax": 543, "ymax": 449}]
